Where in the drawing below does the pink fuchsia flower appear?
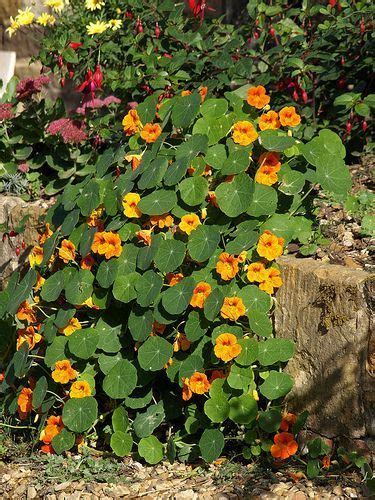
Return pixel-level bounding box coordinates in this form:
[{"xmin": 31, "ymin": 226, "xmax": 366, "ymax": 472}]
[
  {"xmin": 18, "ymin": 163, "xmax": 29, "ymax": 173},
  {"xmin": 77, "ymin": 65, "xmax": 103, "ymax": 95},
  {"xmin": 16, "ymin": 76, "xmax": 50, "ymax": 101},
  {"xmin": 46, "ymin": 118, "xmax": 88, "ymax": 144},
  {"xmin": 0, "ymin": 103, "xmax": 14, "ymax": 121}
]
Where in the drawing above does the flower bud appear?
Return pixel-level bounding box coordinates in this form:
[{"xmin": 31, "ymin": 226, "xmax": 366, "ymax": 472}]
[
  {"xmin": 362, "ymin": 120, "xmax": 367, "ymax": 132},
  {"xmin": 346, "ymin": 121, "xmax": 352, "ymax": 134}
]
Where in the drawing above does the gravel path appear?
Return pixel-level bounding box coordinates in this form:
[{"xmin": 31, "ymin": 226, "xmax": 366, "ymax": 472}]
[{"xmin": 0, "ymin": 458, "xmax": 367, "ymax": 499}]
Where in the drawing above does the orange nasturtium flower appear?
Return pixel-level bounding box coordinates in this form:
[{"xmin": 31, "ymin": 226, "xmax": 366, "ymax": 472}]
[
  {"xmin": 179, "ymin": 213, "xmax": 201, "ymax": 235},
  {"xmin": 59, "ymin": 239, "xmax": 76, "ymax": 263},
  {"xmin": 237, "ymin": 251, "xmax": 248, "ymax": 264},
  {"xmin": 16, "ymin": 301, "xmax": 37, "ymax": 324},
  {"xmin": 214, "ymin": 333, "xmax": 242, "ymax": 362},
  {"xmin": 259, "ymin": 267, "xmax": 283, "ymax": 295},
  {"xmin": 220, "ymin": 296, "xmax": 246, "ymax": 321},
  {"xmin": 148, "ymin": 213, "xmax": 174, "ymax": 229},
  {"xmin": 216, "ymin": 252, "xmax": 239, "ymax": 281},
  {"xmin": 247, "ymin": 262, "xmax": 266, "ymax": 283},
  {"xmin": 136, "ymin": 229, "xmax": 152, "ymax": 246},
  {"xmin": 199, "ymin": 86, "xmax": 208, "ymax": 102},
  {"xmin": 166, "ymin": 273, "xmax": 184, "ymax": 286},
  {"xmin": 257, "ymin": 230, "xmax": 284, "ymax": 261},
  {"xmin": 280, "ymin": 412, "xmax": 297, "ymax": 432},
  {"xmin": 34, "ymin": 272, "xmax": 45, "ymax": 291},
  {"xmin": 91, "ymin": 231, "xmax": 122, "ymax": 259},
  {"xmin": 279, "ymin": 106, "xmax": 301, "ymax": 127},
  {"xmin": 39, "ymin": 223, "xmax": 53, "ymax": 245},
  {"xmin": 122, "ymin": 109, "xmax": 142, "ymax": 136},
  {"xmin": 17, "ymin": 325, "xmax": 42, "ymax": 351},
  {"xmin": 270, "ymin": 432, "xmax": 298, "ymax": 460},
  {"xmin": 181, "ymin": 90, "xmax": 192, "ymax": 96},
  {"xmin": 190, "ymin": 281, "xmax": 212, "ymax": 308},
  {"xmin": 207, "ymin": 190, "xmax": 218, "ymax": 207},
  {"xmin": 122, "ymin": 192, "xmax": 142, "ymax": 218},
  {"xmin": 182, "ymin": 378, "xmax": 193, "ymax": 401},
  {"xmin": 322, "ymin": 456, "xmax": 331, "ymax": 469},
  {"xmin": 140, "ymin": 123, "xmax": 162, "ymax": 143},
  {"xmin": 70, "ymin": 380, "xmax": 92, "ymax": 398},
  {"xmin": 125, "ymin": 153, "xmax": 143, "ymax": 171},
  {"xmin": 209, "ymin": 370, "xmax": 227, "ymax": 383},
  {"xmin": 17, "ymin": 387, "xmax": 33, "ymax": 419},
  {"xmin": 81, "ymin": 254, "xmax": 95, "ymax": 270},
  {"xmin": 59, "ymin": 317, "xmax": 81, "ymax": 336},
  {"xmin": 182, "ymin": 372, "xmax": 211, "ymax": 400},
  {"xmin": 247, "ymin": 85, "xmax": 270, "ymax": 109},
  {"xmin": 232, "ymin": 121, "xmax": 258, "ymax": 146},
  {"xmin": 28, "ymin": 245, "xmax": 44, "ymax": 267},
  {"xmin": 173, "ymin": 332, "xmax": 191, "ymax": 352},
  {"xmin": 259, "ymin": 110, "xmax": 280, "ymax": 131},
  {"xmin": 255, "ymin": 163, "xmax": 280, "ymax": 186},
  {"xmin": 87, "ymin": 206, "xmax": 104, "ymax": 229},
  {"xmin": 52, "ymin": 360, "xmax": 78, "ymax": 384},
  {"xmin": 259, "ymin": 151, "xmax": 281, "ymax": 169},
  {"xmin": 40, "ymin": 415, "xmax": 64, "ymax": 450}
]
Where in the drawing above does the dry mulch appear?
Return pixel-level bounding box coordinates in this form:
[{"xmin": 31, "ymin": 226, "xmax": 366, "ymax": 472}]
[{"xmin": 0, "ymin": 456, "xmax": 367, "ymax": 499}]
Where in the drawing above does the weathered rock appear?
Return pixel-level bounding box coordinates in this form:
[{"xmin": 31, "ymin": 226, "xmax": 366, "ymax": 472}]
[
  {"xmin": 275, "ymin": 255, "xmax": 374, "ymax": 439},
  {"xmin": 0, "ymin": 194, "xmax": 49, "ymax": 289}
]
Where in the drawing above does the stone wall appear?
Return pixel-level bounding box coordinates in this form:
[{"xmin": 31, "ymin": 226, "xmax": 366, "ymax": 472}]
[{"xmin": 275, "ymin": 255, "xmax": 374, "ymax": 440}]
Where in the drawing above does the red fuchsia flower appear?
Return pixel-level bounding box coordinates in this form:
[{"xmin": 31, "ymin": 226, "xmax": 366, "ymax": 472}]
[
  {"xmin": 77, "ymin": 65, "xmax": 102, "ymax": 95},
  {"xmin": 46, "ymin": 118, "xmax": 88, "ymax": 144},
  {"xmin": 0, "ymin": 103, "xmax": 14, "ymax": 121},
  {"xmin": 189, "ymin": 0, "xmax": 214, "ymax": 23},
  {"xmin": 18, "ymin": 163, "xmax": 29, "ymax": 173},
  {"xmin": 16, "ymin": 76, "xmax": 50, "ymax": 101},
  {"xmin": 69, "ymin": 42, "xmax": 83, "ymax": 50}
]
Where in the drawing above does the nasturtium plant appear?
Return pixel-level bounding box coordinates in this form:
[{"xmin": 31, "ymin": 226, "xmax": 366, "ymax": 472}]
[{"xmin": 0, "ymin": 88, "xmax": 350, "ymax": 465}]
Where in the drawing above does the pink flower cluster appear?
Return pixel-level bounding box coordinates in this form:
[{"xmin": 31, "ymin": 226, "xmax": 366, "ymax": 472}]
[
  {"xmin": 0, "ymin": 103, "xmax": 14, "ymax": 121},
  {"xmin": 75, "ymin": 95, "xmax": 121, "ymax": 115},
  {"xmin": 16, "ymin": 76, "xmax": 51, "ymax": 101},
  {"xmin": 46, "ymin": 118, "xmax": 88, "ymax": 144}
]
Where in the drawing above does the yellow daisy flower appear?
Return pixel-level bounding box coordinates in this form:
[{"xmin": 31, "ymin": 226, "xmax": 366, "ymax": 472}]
[{"xmin": 86, "ymin": 20, "xmax": 109, "ymax": 36}]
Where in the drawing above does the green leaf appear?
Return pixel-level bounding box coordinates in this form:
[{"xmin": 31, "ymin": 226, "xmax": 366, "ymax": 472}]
[
  {"xmin": 68, "ymin": 328, "xmax": 100, "ymax": 360},
  {"xmin": 204, "ymin": 395, "xmax": 230, "ymax": 423},
  {"xmin": 257, "ymin": 339, "xmax": 295, "ymax": 365},
  {"xmin": 138, "ymin": 336, "xmax": 173, "ymax": 371},
  {"xmin": 179, "ymin": 176, "xmax": 208, "ymax": 206},
  {"xmin": 258, "ymin": 408, "xmax": 282, "ymax": 432},
  {"xmin": 259, "ymin": 371, "xmax": 293, "ymax": 400},
  {"xmin": 154, "ymin": 239, "xmax": 186, "ymax": 273},
  {"xmin": 188, "ymin": 224, "xmax": 220, "ymax": 262},
  {"xmin": 62, "ymin": 397, "xmax": 98, "ymax": 433},
  {"xmin": 248, "ymin": 184, "xmax": 277, "ymax": 216},
  {"xmin": 96, "ymin": 319, "xmax": 122, "ymax": 353},
  {"xmin": 41, "ymin": 271, "xmax": 64, "ymax": 302},
  {"xmin": 52, "ymin": 428, "xmax": 75, "ymax": 454},
  {"xmin": 228, "ymin": 394, "xmax": 258, "ymax": 424},
  {"xmin": 279, "ymin": 170, "xmax": 305, "ymax": 195},
  {"xmin": 13, "ymin": 343, "xmax": 29, "ymax": 378},
  {"xmin": 179, "ymin": 354, "xmax": 204, "ymax": 379},
  {"xmin": 65, "ymin": 270, "xmax": 94, "ymax": 305},
  {"xmin": 162, "ymin": 277, "xmax": 195, "ymax": 315},
  {"xmin": 128, "ymin": 306, "xmax": 154, "ymax": 341},
  {"xmin": 226, "ymin": 231, "xmax": 258, "ymax": 254},
  {"xmin": 44, "ymin": 336, "xmax": 68, "ymax": 367},
  {"xmin": 201, "ymin": 98, "xmax": 228, "ymax": 118},
  {"xmin": 77, "ymin": 180, "xmax": 100, "ymax": 216},
  {"xmin": 307, "ymin": 459, "xmax": 320, "ymax": 479},
  {"xmin": 112, "ymin": 272, "xmax": 139, "ymax": 303},
  {"xmin": 133, "ymin": 402, "xmax": 165, "ymax": 438},
  {"xmin": 205, "ymin": 144, "xmax": 227, "ymax": 170},
  {"xmin": 237, "ymin": 285, "xmax": 271, "ymax": 313},
  {"xmin": 199, "ymin": 429, "xmax": 225, "ymax": 462},
  {"xmin": 137, "ymin": 189, "xmax": 177, "ymax": 215},
  {"xmin": 96, "ymin": 259, "xmax": 118, "ymax": 288},
  {"xmin": 316, "ymin": 157, "xmax": 351, "ymax": 195},
  {"xmin": 110, "ymin": 431, "xmax": 133, "ymax": 457},
  {"xmin": 135, "ymin": 270, "xmax": 163, "ymax": 307},
  {"xmin": 249, "ymin": 311, "xmax": 273, "ymax": 337},
  {"xmin": 102, "ymin": 360, "xmax": 137, "ymax": 399},
  {"xmin": 227, "ymin": 365, "xmax": 254, "ymax": 390},
  {"xmin": 203, "ymin": 287, "xmax": 224, "ymax": 321},
  {"xmin": 172, "ymin": 93, "xmax": 201, "ymax": 128},
  {"xmin": 236, "ymin": 338, "xmax": 258, "ymax": 366},
  {"xmin": 139, "ymin": 157, "xmax": 168, "ymax": 190},
  {"xmin": 32, "ymin": 376, "xmax": 48, "ymax": 409},
  {"xmin": 260, "ymin": 130, "xmax": 295, "ymax": 152},
  {"xmin": 221, "ymin": 149, "xmax": 250, "ymax": 175},
  {"xmin": 138, "ymin": 435, "xmax": 164, "ymax": 464},
  {"xmin": 175, "ymin": 134, "xmax": 209, "ymax": 164},
  {"xmin": 308, "ymin": 438, "xmax": 330, "ymax": 458},
  {"xmin": 216, "ymin": 173, "xmax": 253, "ymax": 217},
  {"xmin": 112, "ymin": 406, "xmax": 129, "ymax": 432},
  {"xmin": 261, "ymin": 213, "xmax": 295, "ymax": 242},
  {"xmin": 185, "ymin": 311, "xmax": 209, "ymax": 342}
]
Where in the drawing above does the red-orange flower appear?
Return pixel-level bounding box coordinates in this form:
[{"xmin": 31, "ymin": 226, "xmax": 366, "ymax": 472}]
[
  {"xmin": 220, "ymin": 296, "xmax": 246, "ymax": 321},
  {"xmin": 81, "ymin": 254, "xmax": 95, "ymax": 270},
  {"xmin": 17, "ymin": 387, "xmax": 33, "ymax": 420},
  {"xmin": 148, "ymin": 213, "xmax": 174, "ymax": 229},
  {"xmin": 52, "ymin": 360, "xmax": 78, "ymax": 384},
  {"xmin": 91, "ymin": 231, "xmax": 122, "ymax": 259},
  {"xmin": 136, "ymin": 229, "xmax": 152, "ymax": 246},
  {"xmin": 70, "ymin": 380, "xmax": 92, "ymax": 398},
  {"xmin": 199, "ymin": 86, "xmax": 208, "ymax": 102},
  {"xmin": 181, "ymin": 90, "xmax": 192, "ymax": 96},
  {"xmin": 247, "ymin": 262, "xmax": 266, "ymax": 283},
  {"xmin": 247, "ymin": 85, "xmax": 270, "ymax": 109},
  {"xmin": 39, "ymin": 223, "xmax": 53, "ymax": 245},
  {"xmin": 189, "ymin": 372, "xmax": 211, "ymax": 394},
  {"xmin": 259, "ymin": 110, "xmax": 280, "ymax": 131},
  {"xmin": 257, "ymin": 230, "xmax": 284, "ymax": 261},
  {"xmin": 280, "ymin": 412, "xmax": 297, "ymax": 432},
  {"xmin": 322, "ymin": 456, "xmax": 331, "ymax": 469},
  {"xmin": 209, "ymin": 370, "xmax": 227, "ymax": 383},
  {"xmin": 214, "ymin": 333, "xmax": 242, "ymax": 362},
  {"xmin": 279, "ymin": 106, "xmax": 301, "ymax": 127},
  {"xmin": 216, "ymin": 253, "xmax": 239, "ymax": 281},
  {"xmin": 40, "ymin": 415, "xmax": 64, "ymax": 445},
  {"xmin": 259, "ymin": 267, "xmax": 283, "ymax": 295},
  {"xmin": 182, "ymin": 377, "xmax": 193, "ymax": 401},
  {"xmin": 122, "ymin": 109, "xmax": 142, "ymax": 136},
  {"xmin": 17, "ymin": 325, "xmax": 42, "ymax": 351},
  {"xmin": 173, "ymin": 332, "xmax": 191, "ymax": 352},
  {"xmin": 270, "ymin": 432, "xmax": 298, "ymax": 460},
  {"xmin": 59, "ymin": 239, "xmax": 76, "ymax": 263},
  {"xmin": 166, "ymin": 273, "xmax": 184, "ymax": 286},
  {"xmin": 140, "ymin": 123, "xmax": 162, "ymax": 143},
  {"xmin": 190, "ymin": 281, "xmax": 212, "ymax": 308},
  {"xmin": 232, "ymin": 121, "xmax": 258, "ymax": 146},
  {"xmin": 16, "ymin": 301, "xmax": 37, "ymax": 324}
]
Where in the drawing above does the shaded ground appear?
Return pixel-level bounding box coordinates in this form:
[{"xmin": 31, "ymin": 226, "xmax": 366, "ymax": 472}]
[{"xmin": 0, "ymin": 453, "xmax": 367, "ymax": 499}]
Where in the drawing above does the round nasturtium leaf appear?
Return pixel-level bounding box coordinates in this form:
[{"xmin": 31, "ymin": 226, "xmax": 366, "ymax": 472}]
[
  {"xmin": 204, "ymin": 395, "xmax": 230, "ymax": 423},
  {"xmin": 154, "ymin": 239, "xmax": 186, "ymax": 273},
  {"xmin": 201, "ymin": 98, "xmax": 228, "ymax": 119},
  {"xmin": 112, "ymin": 406, "xmax": 129, "ymax": 433},
  {"xmin": 102, "ymin": 360, "xmax": 137, "ymax": 399},
  {"xmin": 135, "ymin": 270, "xmax": 163, "ymax": 307},
  {"xmin": 179, "ymin": 354, "xmax": 204, "ymax": 379},
  {"xmin": 137, "ymin": 189, "xmax": 177, "ymax": 215},
  {"xmin": 221, "ymin": 149, "xmax": 249, "ymax": 175},
  {"xmin": 62, "ymin": 397, "xmax": 98, "ymax": 433},
  {"xmin": 227, "ymin": 364, "xmax": 254, "ymax": 390},
  {"xmin": 51, "ymin": 428, "xmax": 75, "ymax": 455},
  {"xmin": 96, "ymin": 259, "xmax": 118, "ymax": 288},
  {"xmin": 138, "ymin": 435, "xmax": 164, "ymax": 465},
  {"xmin": 138, "ymin": 336, "xmax": 173, "ymax": 371},
  {"xmin": 65, "ymin": 269, "xmax": 94, "ymax": 305},
  {"xmin": 258, "ymin": 408, "xmax": 283, "ymax": 433},
  {"xmin": 249, "ymin": 311, "xmax": 273, "ymax": 337},
  {"xmin": 133, "ymin": 403, "xmax": 165, "ymax": 438},
  {"xmin": 199, "ymin": 428, "xmax": 225, "ymax": 462},
  {"xmin": 128, "ymin": 306, "xmax": 154, "ymax": 342},
  {"xmin": 228, "ymin": 394, "xmax": 258, "ymax": 424},
  {"xmin": 216, "ymin": 173, "xmax": 253, "ymax": 218},
  {"xmin": 257, "ymin": 338, "xmax": 295, "ymax": 366},
  {"xmin": 68, "ymin": 328, "xmax": 99, "ymax": 360},
  {"xmin": 44, "ymin": 336, "xmax": 68, "ymax": 367},
  {"xmin": 110, "ymin": 431, "xmax": 133, "ymax": 457},
  {"xmin": 112, "ymin": 272, "xmax": 139, "ymax": 303},
  {"xmin": 259, "ymin": 371, "xmax": 293, "ymax": 400},
  {"xmin": 203, "ymin": 287, "xmax": 224, "ymax": 321},
  {"xmin": 40, "ymin": 271, "xmax": 64, "ymax": 302},
  {"xmin": 188, "ymin": 224, "xmax": 221, "ymax": 263},
  {"xmin": 237, "ymin": 285, "xmax": 271, "ymax": 314},
  {"xmin": 247, "ymin": 184, "xmax": 278, "ymax": 217},
  {"xmin": 161, "ymin": 277, "xmax": 195, "ymax": 315},
  {"xmin": 236, "ymin": 338, "xmax": 258, "ymax": 366}
]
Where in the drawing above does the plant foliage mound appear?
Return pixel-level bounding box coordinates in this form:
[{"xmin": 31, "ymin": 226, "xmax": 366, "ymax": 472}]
[{"xmin": 0, "ymin": 88, "xmax": 351, "ymax": 466}]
